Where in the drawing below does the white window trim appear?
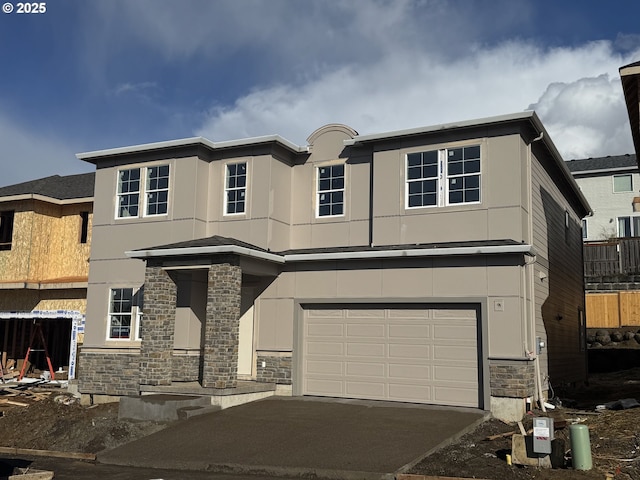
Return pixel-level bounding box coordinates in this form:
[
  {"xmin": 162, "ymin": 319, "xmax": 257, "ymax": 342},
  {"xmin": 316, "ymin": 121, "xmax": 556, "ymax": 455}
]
[
  {"xmin": 316, "ymin": 163, "xmax": 346, "ymax": 218},
  {"xmin": 224, "ymin": 162, "xmax": 248, "ymax": 216},
  {"xmin": 613, "ymin": 173, "xmax": 633, "ymax": 193},
  {"xmin": 405, "ymin": 146, "xmax": 481, "ymax": 210},
  {"xmin": 617, "ymin": 215, "xmax": 640, "ymax": 238},
  {"xmin": 115, "ymin": 164, "xmax": 170, "ymax": 219},
  {"xmin": 106, "ymin": 287, "xmax": 143, "ymax": 341}
]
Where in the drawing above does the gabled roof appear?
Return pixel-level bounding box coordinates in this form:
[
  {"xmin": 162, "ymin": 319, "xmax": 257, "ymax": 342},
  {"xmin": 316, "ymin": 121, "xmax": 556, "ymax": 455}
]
[
  {"xmin": 0, "ymin": 172, "xmax": 95, "ymax": 202},
  {"xmin": 565, "ymin": 154, "xmax": 637, "ymax": 174}
]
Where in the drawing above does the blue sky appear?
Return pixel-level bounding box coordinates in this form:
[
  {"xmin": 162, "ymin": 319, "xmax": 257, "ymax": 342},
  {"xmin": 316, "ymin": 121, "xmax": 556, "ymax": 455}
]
[{"xmin": 1, "ymin": 0, "xmax": 639, "ymax": 186}]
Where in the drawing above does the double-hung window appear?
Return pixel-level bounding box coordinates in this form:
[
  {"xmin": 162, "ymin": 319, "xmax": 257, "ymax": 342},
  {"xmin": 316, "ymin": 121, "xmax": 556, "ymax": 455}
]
[
  {"xmin": 108, "ymin": 287, "xmax": 143, "ymax": 340},
  {"xmin": 406, "ymin": 145, "xmax": 481, "ymax": 208},
  {"xmin": 317, "ymin": 164, "xmax": 345, "ymax": 217},
  {"xmin": 116, "ymin": 165, "xmax": 169, "ymax": 218},
  {"xmin": 225, "ymin": 163, "xmax": 247, "ymax": 215}
]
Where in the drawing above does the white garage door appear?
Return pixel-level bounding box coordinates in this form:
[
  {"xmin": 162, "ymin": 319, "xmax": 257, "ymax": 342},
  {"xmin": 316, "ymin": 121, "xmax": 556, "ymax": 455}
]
[{"xmin": 302, "ymin": 306, "xmax": 480, "ymax": 408}]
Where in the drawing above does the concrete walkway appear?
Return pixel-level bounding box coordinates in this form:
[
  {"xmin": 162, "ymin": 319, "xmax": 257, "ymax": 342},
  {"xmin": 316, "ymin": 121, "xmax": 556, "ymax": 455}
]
[{"xmin": 98, "ymin": 396, "xmax": 488, "ymax": 480}]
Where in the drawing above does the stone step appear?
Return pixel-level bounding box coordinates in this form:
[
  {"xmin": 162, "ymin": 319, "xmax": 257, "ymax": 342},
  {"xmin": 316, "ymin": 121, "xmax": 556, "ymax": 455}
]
[{"xmin": 177, "ymin": 404, "xmax": 222, "ymax": 420}]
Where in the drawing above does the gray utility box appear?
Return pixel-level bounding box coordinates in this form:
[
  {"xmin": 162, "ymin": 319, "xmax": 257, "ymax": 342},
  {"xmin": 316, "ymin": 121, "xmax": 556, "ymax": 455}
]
[{"xmin": 533, "ymin": 417, "xmax": 554, "ymax": 454}]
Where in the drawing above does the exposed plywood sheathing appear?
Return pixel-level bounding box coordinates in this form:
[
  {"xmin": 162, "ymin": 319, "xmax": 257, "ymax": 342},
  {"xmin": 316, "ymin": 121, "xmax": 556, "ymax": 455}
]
[{"xmin": 0, "ymin": 199, "xmax": 91, "ymax": 285}]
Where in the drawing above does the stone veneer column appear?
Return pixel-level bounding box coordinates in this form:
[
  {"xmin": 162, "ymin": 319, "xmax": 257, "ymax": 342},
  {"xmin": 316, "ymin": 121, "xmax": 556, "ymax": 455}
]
[
  {"xmin": 202, "ymin": 257, "xmax": 242, "ymax": 388},
  {"xmin": 139, "ymin": 265, "xmax": 177, "ymax": 386}
]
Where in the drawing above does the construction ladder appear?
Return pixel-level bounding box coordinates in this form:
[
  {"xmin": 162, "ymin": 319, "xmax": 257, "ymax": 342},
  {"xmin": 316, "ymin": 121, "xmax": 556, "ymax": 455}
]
[{"xmin": 18, "ymin": 322, "xmax": 55, "ymax": 381}]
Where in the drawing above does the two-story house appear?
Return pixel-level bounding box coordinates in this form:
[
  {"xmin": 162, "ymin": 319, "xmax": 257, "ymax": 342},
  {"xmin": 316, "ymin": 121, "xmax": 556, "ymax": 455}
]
[
  {"xmin": 567, "ymin": 154, "xmax": 639, "ymax": 241},
  {"xmin": 0, "ymin": 173, "xmax": 94, "ymax": 379},
  {"xmin": 76, "ymin": 111, "xmax": 589, "ymax": 421}
]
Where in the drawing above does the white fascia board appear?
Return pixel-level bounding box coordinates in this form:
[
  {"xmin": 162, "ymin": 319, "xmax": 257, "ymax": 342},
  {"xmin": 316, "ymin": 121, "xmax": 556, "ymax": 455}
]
[
  {"xmin": 127, "ymin": 243, "xmax": 535, "ymax": 264},
  {"xmin": 0, "ymin": 194, "xmax": 93, "ymax": 205},
  {"xmin": 283, "ymin": 244, "xmax": 536, "ymax": 262},
  {"xmin": 126, "ymin": 245, "xmax": 286, "ymax": 264},
  {"xmin": 344, "ymin": 111, "xmax": 535, "ymax": 146},
  {"xmin": 77, "ymin": 135, "xmax": 308, "ymax": 161}
]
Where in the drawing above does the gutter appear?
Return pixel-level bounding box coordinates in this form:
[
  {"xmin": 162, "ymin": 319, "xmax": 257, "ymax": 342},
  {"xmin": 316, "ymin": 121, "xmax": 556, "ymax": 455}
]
[{"xmin": 126, "ymin": 245, "xmax": 286, "ymax": 264}]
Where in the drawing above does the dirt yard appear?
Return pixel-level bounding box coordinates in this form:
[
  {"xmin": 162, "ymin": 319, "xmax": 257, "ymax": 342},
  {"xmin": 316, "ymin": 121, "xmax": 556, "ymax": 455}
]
[{"xmin": 0, "ymin": 369, "xmax": 640, "ymax": 479}]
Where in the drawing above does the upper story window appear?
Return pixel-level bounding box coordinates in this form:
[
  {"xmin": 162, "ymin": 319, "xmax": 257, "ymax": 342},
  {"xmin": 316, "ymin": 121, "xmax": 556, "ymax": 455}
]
[
  {"xmin": 0, "ymin": 210, "xmax": 15, "ymax": 251},
  {"xmin": 116, "ymin": 165, "xmax": 169, "ymax": 219},
  {"xmin": 581, "ymin": 219, "xmax": 587, "ymax": 239},
  {"xmin": 317, "ymin": 164, "xmax": 345, "ymax": 217},
  {"xmin": 406, "ymin": 145, "xmax": 481, "ymax": 209},
  {"xmin": 225, "ymin": 162, "xmax": 247, "ymax": 215},
  {"xmin": 80, "ymin": 211, "xmax": 90, "ymax": 244},
  {"xmin": 613, "ymin": 174, "xmax": 633, "ymax": 193},
  {"xmin": 108, "ymin": 287, "xmax": 143, "ymax": 340}
]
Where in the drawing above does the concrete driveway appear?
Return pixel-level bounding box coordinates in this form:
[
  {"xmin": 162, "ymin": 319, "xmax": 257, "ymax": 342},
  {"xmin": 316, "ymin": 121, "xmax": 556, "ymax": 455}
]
[{"xmin": 98, "ymin": 396, "xmax": 488, "ymax": 480}]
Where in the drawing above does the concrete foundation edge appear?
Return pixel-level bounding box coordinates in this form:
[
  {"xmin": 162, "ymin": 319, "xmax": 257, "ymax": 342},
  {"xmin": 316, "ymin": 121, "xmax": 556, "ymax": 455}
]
[{"xmin": 490, "ymin": 396, "xmax": 526, "ymax": 423}]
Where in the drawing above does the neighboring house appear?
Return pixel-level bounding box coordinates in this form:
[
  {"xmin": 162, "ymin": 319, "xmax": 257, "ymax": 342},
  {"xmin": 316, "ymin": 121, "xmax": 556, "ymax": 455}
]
[
  {"xmin": 0, "ymin": 173, "xmax": 94, "ymax": 379},
  {"xmin": 76, "ymin": 111, "xmax": 589, "ymax": 421},
  {"xmin": 566, "ymin": 154, "xmax": 639, "ymax": 241}
]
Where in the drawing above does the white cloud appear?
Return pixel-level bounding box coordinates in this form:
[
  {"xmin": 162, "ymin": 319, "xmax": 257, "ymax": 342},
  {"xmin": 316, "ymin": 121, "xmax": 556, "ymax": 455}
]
[
  {"xmin": 196, "ymin": 40, "xmax": 640, "ymax": 160},
  {"xmin": 529, "ymin": 75, "xmax": 633, "ymax": 159}
]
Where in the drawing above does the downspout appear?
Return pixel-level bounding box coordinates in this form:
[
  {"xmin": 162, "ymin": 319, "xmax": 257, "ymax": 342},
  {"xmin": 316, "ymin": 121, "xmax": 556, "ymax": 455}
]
[{"xmin": 527, "ymin": 131, "xmax": 546, "ymax": 412}]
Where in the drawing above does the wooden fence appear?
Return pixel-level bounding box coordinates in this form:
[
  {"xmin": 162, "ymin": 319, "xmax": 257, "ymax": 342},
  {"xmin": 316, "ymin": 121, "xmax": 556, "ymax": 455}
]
[
  {"xmin": 584, "ymin": 238, "xmax": 640, "ymax": 277},
  {"xmin": 586, "ymin": 291, "xmax": 640, "ymax": 328}
]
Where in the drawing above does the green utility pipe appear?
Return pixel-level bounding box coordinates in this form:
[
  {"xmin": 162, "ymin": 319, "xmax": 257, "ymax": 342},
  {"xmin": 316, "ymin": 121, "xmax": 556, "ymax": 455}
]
[{"xmin": 569, "ymin": 424, "xmax": 592, "ymax": 470}]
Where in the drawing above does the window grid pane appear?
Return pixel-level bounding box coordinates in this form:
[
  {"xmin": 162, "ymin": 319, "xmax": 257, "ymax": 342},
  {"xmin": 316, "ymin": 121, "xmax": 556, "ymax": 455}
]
[
  {"xmin": 117, "ymin": 169, "xmax": 141, "ymax": 218},
  {"xmin": 406, "ymin": 151, "xmax": 438, "ymax": 208},
  {"xmin": 446, "ymin": 146, "xmax": 481, "ymax": 205},
  {"xmin": 613, "ymin": 174, "xmax": 632, "ymax": 193},
  {"xmin": 109, "ymin": 288, "xmax": 133, "ymax": 339},
  {"xmin": 317, "ymin": 165, "xmax": 345, "ymax": 217},
  {"xmin": 225, "ymin": 163, "xmax": 247, "ymax": 214},
  {"xmin": 146, "ymin": 165, "xmax": 170, "ymax": 216}
]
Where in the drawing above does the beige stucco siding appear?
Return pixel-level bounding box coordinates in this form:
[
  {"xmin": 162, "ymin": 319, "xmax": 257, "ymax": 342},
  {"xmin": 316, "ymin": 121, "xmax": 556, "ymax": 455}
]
[
  {"xmin": 256, "ymin": 258, "xmax": 525, "ymax": 359},
  {"xmin": 371, "ymin": 135, "xmax": 525, "ymax": 246}
]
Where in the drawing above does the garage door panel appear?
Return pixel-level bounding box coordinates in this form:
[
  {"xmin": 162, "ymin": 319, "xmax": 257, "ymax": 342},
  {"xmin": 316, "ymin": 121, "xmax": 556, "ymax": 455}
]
[
  {"xmin": 346, "ymin": 309, "xmax": 386, "ymax": 318},
  {"xmin": 308, "ymin": 323, "xmax": 344, "ymax": 337},
  {"xmin": 307, "ymin": 309, "xmax": 346, "ymax": 318},
  {"xmin": 346, "ymin": 343, "xmax": 385, "ymax": 356},
  {"xmin": 307, "ymin": 342, "xmax": 344, "ymax": 356},
  {"xmin": 389, "ymin": 324, "xmax": 431, "ymax": 338},
  {"xmin": 305, "ymin": 378, "xmax": 344, "ymax": 395},
  {"xmin": 389, "ymin": 363, "xmax": 432, "ymax": 380},
  {"xmin": 433, "ymin": 345, "xmax": 476, "ymax": 361},
  {"xmin": 388, "ymin": 309, "xmax": 430, "ymax": 318},
  {"xmin": 389, "ymin": 383, "xmax": 432, "ymax": 401},
  {"xmin": 307, "ymin": 360, "xmax": 343, "ymax": 375},
  {"xmin": 346, "ymin": 324, "xmax": 386, "ymax": 337},
  {"xmin": 303, "ymin": 306, "xmax": 479, "ymax": 408},
  {"xmin": 346, "ymin": 381, "xmax": 386, "ymax": 397},
  {"xmin": 346, "ymin": 362, "xmax": 386, "ymax": 377}
]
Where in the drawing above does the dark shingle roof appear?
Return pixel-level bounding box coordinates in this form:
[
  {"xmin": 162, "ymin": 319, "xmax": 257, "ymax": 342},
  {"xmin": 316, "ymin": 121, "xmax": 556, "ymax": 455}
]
[
  {"xmin": 565, "ymin": 154, "xmax": 637, "ymax": 173},
  {"xmin": 134, "ymin": 235, "xmax": 524, "ymax": 257},
  {"xmin": 141, "ymin": 235, "xmax": 270, "ymax": 253},
  {"xmin": 622, "ymin": 60, "xmax": 640, "ymax": 69},
  {"xmin": 0, "ymin": 172, "xmax": 95, "ymax": 200}
]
